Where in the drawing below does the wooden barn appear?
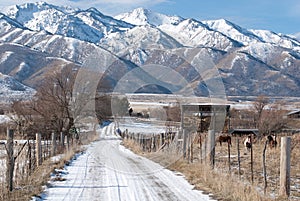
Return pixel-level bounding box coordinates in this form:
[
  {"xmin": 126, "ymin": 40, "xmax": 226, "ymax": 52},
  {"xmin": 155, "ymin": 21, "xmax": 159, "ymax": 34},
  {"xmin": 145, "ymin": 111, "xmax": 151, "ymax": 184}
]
[{"xmin": 181, "ymin": 104, "xmax": 230, "ymax": 133}]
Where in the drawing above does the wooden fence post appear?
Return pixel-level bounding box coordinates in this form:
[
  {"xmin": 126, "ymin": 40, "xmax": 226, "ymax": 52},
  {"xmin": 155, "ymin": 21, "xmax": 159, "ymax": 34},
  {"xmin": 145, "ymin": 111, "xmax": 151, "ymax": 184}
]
[
  {"xmin": 60, "ymin": 132, "xmax": 65, "ymax": 149},
  {"xmin": 183, "ymin": 129, "xmax": 187, "ymax": 159},
  {"xmin": 207, "ymin": 129, "xmax": 215, "ymax": 168},
  {"xmin": 66, "ymin": 134, "xmax": 70, "ymax": 151},
  {"xmin": 187, "ymin": 132, "xmax": 191, "ymax": 162},
  {"xmin": 36, "ymin": 133, "xmax": 42, "ymax": 167},
  {"xmin": 228, "ymin": 140, "xmax": 231, "ymax": 172},
  {"xmin": 6, "ymin": 129, "xmax": 14, "ymax": 191},
  {"xmin": 279, "ymin": 137, "xmax": 291, "ymax": 198},
  {"xmin": 190, "ymin": 133, "xmax": 194, "ymax": 163},
  {"xmin": 237, "ymin": 138, "xmax": 241, "ymax": 177},
  {"xmin": 159, "ymin": 133, "xmax": 163, "ymax": 150},
  {"xmin": 250, "ymin": 134, "xmax": 254, "ymax": 183},
  {"xmin": 199, "ymin": 134, "xmax": 203, "ymax": 164},
  {"xmin": 27, "ymin": 140, "xmax": 32, "ymax": 175},
  {"xmin": 262, "ymin": 140, "xmax": 268, "ymax": 194},
  {"xmin": 51, "ymin": 132, "xmax": 56, "ymax": 156}
]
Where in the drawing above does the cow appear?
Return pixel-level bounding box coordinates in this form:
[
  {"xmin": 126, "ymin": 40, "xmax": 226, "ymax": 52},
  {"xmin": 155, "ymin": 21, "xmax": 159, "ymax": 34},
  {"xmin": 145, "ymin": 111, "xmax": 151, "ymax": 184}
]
[
  {"xmin": 217, "ymin": 135, "xmax": 232, "ymax": 146},
  {"xmin": 244, "ymin": 135, "xmax": 252, "ymax": 152},
  {"xmin": 267, "ymin": 134, "xmax": 277, "ymax": 148}
]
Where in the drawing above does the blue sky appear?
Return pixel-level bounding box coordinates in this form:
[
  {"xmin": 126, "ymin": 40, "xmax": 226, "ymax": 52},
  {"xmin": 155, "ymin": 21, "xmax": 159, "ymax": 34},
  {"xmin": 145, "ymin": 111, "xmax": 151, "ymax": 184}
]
[{"xmin": 1, "ymin": 0, "xmax": 300, "ymax": 35}]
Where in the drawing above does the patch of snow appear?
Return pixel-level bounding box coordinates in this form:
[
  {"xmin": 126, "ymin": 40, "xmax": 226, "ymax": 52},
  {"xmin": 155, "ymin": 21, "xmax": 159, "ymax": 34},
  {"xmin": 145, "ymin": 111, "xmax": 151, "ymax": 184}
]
[
  {"xmin": 0, "ymin": 51, "xmax": 14, "ymax": 64},
  {"xmin": 0, "ymin": 115, "xmax": 10, "ymax": 124}
]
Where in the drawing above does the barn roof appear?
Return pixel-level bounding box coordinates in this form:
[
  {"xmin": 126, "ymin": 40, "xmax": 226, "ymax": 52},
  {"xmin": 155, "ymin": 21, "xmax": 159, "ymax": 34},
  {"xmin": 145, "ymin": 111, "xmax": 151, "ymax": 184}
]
[
  {"xmin": 229, "ymin": 128, "xmax": 259, "ymax": 136},
  {"xmin": 287, "ymin": 110, "xmax": 300, "ymax": 116}
]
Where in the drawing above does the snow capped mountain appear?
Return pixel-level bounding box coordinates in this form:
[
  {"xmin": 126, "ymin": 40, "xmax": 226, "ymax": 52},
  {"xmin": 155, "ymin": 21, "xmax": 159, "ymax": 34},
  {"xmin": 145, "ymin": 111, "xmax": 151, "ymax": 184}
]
[
  {"xmin": 100, "ymin": 25, "xmax": 182, "ymax": 55},
  {"xmin": 203, "ymin": 19, "xmax": 262, "ymax": 45},
  {"xmin": 116, "ymin": 8, "xmax": 241, "ymax": 50},
  {"xmin": 1, "ymin": 2, "xmax": 300, "ymax": 98},
  {"xmin": 115, "ymin": 7, "xmax": 183, "ymax": 26},
  {"xmin": 203, "ymin": 19, "xmax": 300, "ymax": 51},
  {"xmin": 2, "ymin": 1, "xmax": 133, "ymax": 43},
  {"xmin": 158, "ymin": 18, "xmax": 242, "ymax": 50},
  {"xmin": 249, "ymin": 29, "xmax": 300, "ymax": 50}
]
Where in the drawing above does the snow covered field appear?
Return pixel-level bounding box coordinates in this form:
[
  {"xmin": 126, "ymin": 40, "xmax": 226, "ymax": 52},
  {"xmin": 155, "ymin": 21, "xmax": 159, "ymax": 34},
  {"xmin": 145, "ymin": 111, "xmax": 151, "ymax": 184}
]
[{"xmin": 34, "ymin": 123, "xmax": 215, "ymax": 201}]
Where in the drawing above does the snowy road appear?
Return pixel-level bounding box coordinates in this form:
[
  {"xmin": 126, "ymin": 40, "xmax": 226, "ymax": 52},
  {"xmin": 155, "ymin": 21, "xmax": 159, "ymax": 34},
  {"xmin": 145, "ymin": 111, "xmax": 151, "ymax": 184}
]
[{"xmin": 40, "ymin": 124, "xmax": 214, "ymax": 201}]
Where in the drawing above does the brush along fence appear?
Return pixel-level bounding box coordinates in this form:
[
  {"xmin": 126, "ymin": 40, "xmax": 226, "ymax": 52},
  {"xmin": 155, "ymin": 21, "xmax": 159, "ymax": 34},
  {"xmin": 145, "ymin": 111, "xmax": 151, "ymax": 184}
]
[
  {"xmin": 121, "ymin": 124, "xmax": 180, "ymax": 153},
  {"xmin": 0, "ymin": 128, "xmax": 87, "ymax": 193}
]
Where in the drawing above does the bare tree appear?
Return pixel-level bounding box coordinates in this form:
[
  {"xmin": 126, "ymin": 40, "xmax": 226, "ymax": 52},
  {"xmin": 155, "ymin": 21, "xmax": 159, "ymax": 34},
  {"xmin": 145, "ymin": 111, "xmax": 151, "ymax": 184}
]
[
  {"xmin": 258, "ymin": 103, "xmax": 288, "ymax": 135},
  {"xmin": 7, "ymin": 101, "xmax": 36, "ymax": 137},
  {"xmin": 31, "ymin": 65, "xmax": 81, "ymax": 137},
  {"xmin": 253, "ymin": 96, "xmax": 288, "ymax": 136},
  {"xmin": 253, "ymin": 95, "xmax": 269, "ymax": 129}
]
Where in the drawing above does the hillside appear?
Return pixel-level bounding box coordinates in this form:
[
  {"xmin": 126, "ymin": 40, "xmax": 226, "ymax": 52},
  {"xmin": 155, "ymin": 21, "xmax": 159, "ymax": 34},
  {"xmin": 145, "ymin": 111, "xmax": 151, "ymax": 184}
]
[{"xmin": 0, "ymin": 2, "xmax": 300, "ymax": 99}]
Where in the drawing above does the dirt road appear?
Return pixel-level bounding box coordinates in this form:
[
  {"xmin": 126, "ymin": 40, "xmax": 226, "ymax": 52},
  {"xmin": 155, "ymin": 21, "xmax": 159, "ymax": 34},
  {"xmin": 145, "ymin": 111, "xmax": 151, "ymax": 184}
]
[{"xmin": 38, "ymin": 124, "xmax": 214, "ymax": 201}]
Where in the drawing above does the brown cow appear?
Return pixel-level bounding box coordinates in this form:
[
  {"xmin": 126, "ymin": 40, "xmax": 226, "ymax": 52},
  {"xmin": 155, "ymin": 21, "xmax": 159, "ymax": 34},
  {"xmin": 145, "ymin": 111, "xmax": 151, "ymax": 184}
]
[{"xmin": 217, "ymin": 135, "xmax": 232, "ymax": 146}]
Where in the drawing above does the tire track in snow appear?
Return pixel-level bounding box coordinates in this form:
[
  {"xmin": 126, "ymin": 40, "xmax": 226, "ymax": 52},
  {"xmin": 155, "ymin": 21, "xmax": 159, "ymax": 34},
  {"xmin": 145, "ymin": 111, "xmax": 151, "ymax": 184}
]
[
  {"xmin": 123, "ymin": 156, "xmax": 180, "ymax": 201},
  {"xmin": 75, "ymin": 153, "xmax": 90, "ymax": 200},
  {"xmin": 60, "ymin": 153, "xmax": 88, "ymax": 201}
]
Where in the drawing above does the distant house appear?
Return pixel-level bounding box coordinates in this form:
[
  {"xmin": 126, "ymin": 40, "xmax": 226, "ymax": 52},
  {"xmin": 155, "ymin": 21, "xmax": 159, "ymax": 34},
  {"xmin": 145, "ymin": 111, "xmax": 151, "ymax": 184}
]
[{"xmin": 287, "ymin": 110, "xmax": 300, "ymax": 119}]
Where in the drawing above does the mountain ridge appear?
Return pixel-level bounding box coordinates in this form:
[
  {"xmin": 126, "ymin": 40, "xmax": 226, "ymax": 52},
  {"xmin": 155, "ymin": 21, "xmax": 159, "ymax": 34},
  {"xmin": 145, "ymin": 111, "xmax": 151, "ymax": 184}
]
[{"xmin": 1, "ymin": 2, "xmax": 300, "ymax": 99}]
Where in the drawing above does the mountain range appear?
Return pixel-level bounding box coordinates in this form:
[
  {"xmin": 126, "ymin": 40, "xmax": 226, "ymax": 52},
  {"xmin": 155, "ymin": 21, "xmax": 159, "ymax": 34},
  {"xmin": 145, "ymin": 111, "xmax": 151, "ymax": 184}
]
[{"xmin": 1, "ymin": 1, "xmax": 300, "ymax": 100}]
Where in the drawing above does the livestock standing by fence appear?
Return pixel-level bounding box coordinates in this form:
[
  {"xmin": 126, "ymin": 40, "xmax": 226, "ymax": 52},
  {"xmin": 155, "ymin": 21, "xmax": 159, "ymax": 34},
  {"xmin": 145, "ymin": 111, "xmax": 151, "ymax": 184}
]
[{"xmin": 119, "ymin": 115, "xmax": 297, "ymax": 200}]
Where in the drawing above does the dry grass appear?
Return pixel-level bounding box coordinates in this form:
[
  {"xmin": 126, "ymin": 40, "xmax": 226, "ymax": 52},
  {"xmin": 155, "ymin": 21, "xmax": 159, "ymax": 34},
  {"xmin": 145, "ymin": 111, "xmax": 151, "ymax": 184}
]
[
  {"xmin": 212, "ymin": 135, "xmax": 300, "ymax": 200},
  {"xmin": 0, "ymin": 130, "xmax": 98, "ymax": 201},
  {"xmin": 0, "ymin": 147, "xmax": 83, "ymax": 201},
  {"xmin": 168, "ymin": 161, "xmax": 267, "ymax": 201}
]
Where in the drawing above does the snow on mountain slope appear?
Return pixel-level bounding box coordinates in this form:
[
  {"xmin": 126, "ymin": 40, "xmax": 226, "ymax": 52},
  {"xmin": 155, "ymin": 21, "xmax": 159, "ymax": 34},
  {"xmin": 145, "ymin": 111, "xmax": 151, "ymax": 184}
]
[
  {"xmin": 2, "ymin": 2, "xmax": 133, "ymax": 43},
  {"xmin": 0, "ymin": 12, "xmax": 25, "ymax": 30},
  {"xmin": 0, "ymin": 72, "xmax": 32, "ymax": 91},
  {"xmin": 1, "ymin": 2, "xmax": 300, "ymax": 97},
  {"xmin": 100, "ymin": 25, "xmax": 183, "ymax": 54},
  {"xmin": 115, "ymin": 7, "xmax": 183, "ymax": 26},
  {"xmin": 0, "ymin": 25, "xmax": 100, "ymax": 64},
  {"xmin": 2, "ymin": 1, "xmax": 77, "ymax": 24},
  {"xmin": 117, "ymin": 8, "xmax": 300, "ymax": 52},
  {"xmin": 159, "ymin": 18, "xmax": 242, "ymax": 50},
  {"xmin": 115, "ymin": 8, "xmax": 242, "ymax": 50},
  {"xmin": 202, "ymin": 19, "xmax": 300, "ymax": 51},
  {"xmin": 214, "ymin": 51, "xmax": 299, "ymax": 96},
  {"xmin": 240, "ymin": 42, "xmax": 300, "ymax": 79},
  {"xmin": 0, "ymin": 72, "xmax": 35, "ymax": 102},
  {"xmin": 0, "ymin": 43, "xmax": 80, "ymax": 86},
  {"xmin": 249, "ymin": 29, "xmax": 300, "ymax": 50},
  {"xmin": 203, "ymin": 19, "xmax": 263, "ymax": 45}
]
